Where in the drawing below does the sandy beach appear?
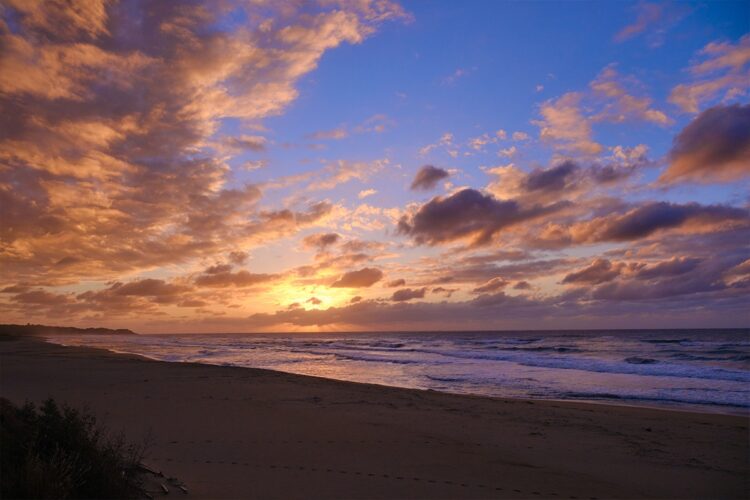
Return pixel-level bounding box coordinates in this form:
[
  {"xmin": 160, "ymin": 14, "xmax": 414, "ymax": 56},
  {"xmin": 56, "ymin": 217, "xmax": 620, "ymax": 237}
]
[{"xmin": 1, "ymin": 335, "xmax": 747, "ymax": 499}]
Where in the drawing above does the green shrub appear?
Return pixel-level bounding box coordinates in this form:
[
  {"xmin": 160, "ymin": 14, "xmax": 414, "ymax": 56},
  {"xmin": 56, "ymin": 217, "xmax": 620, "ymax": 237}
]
[{"xmin": 1, "ymin": 398, "xmax": 145, "ymax": 499}]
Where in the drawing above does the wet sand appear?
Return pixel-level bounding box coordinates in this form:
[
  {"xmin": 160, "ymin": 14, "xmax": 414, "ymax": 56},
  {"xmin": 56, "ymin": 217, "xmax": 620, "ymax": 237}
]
[{"xmin": 1, "ymin": 335, "xmax": 747, "ymax": 499}]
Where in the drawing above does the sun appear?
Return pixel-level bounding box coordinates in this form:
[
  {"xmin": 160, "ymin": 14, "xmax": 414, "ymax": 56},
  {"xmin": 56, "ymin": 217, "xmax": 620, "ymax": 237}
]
[{"xmin": 269, "ymin": 281, "xmax": 357, "ymax": 311}]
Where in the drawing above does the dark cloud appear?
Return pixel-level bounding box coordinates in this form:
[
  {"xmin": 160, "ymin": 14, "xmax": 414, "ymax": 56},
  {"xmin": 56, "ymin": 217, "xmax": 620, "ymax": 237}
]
[
  {"xmin": 472, "ymin": 277, "xmax": 508, "ymax": 294},
  {"xmin": 112, "ymin": 279, "xmax": 189, "ymax": 297},
  {"xmin": 590, "ymin": 163, "xmax": 638, "ymax": 184},
  {"xmin": 386, "ymin": 279, "xmax": 406, "ymax": 287},
  {"xmin": 457, "ymin": 250, "xmax": 531, "ymax": 264},
  {"xmin": 303, "ymin": 232, "xmax": 341, "ymax": 250},
  {"xmin": 663, "ymin": 104, "xmax": 750, "ymax": 183},
  {"xmin": 228, "ymin": 251, "xmax": 248, "ymax": 265},
  {"xmin": 10, "ymin": 290, "xmax": 72, "ymax": 305},
  {"xmin": 73, "ymin": 278, "xmax": 193, "ymax": 311},
  {"xmin": 562, "ymin": 259, "xmax": 621, "ymax": 285},
  {"xmin": 398, "ymin": 188, "xmax": 567, "ymax": 246},
  {"xmin": 194, "ymin": 270, "xmax": 276, "ymax": 288},
  {"xmin": 205, "ymin": 264, "xmax": 233, "ymax": 275},
  {"xmin": 179, "ymin": 299, "xmax": 208, "ymax": 308},
  {"xmin": 222, "ymin": 135, "xmax": 267, "ymax": 152},
  {"xmin": 597, "ymin": 202, "xmax": 748, "ymax": 242},
  {"xmin": 410, "ymin": 165, "xmax": 450, "ymax": 190},
  {"xmin": 429, "ymin": 258, "xmax": 574, "ymax": 285},
  {"xmin": 524, "ymin": 161, "xmax": 579, "ymax": 192},
  {"xmin": 513, "ymin": 281, "xmax": 532, "ymax": 290},
  {"xmin": 431, "ymin": 287, "xmax": 457, "ymax": 297},
  {"xmin": 391, "ymin": 287, "xmax": 427, "ymax": 302},
  {"xmin": 330, "ymin": 267, "xmax": 383, "ymax": 288},
  {"xmin": 635, "ymin": 257, "xmax": 702, "ymax": 280}
]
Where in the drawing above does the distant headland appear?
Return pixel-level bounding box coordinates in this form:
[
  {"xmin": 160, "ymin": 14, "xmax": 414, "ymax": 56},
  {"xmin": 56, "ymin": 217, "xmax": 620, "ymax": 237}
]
[{"xmin": 0, "ymin": 324, "xmax": 137, "ymax": 337}]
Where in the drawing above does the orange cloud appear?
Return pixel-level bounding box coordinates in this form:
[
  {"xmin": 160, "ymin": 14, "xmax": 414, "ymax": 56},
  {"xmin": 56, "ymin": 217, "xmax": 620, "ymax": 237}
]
[{"xmin": 534, "ymin": 93, "xmax": 603, "ymax": 156}]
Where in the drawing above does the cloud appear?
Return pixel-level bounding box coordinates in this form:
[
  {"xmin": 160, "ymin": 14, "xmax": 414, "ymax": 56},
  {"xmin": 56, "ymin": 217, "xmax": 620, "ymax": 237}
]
[
  {"xmin": 586, "ymin": 255, "xmax": 745, "ymax": 302},
  {"xmin": 590, "ymin": 67, "xmax": 672, "ymax": 125},
  {"xmin": 307, "ymin": 115, "xmax": 393, "ymax": 141},
  {"xmin": 468, "ymin": 133, "xmax": 494, "ymax": 151},
  {"xmin": 635, "ymin": 257, "xmax": 702, "ymax": 280},
  {"xmin": 74, "ymin": 278, "xmax": 193, "ymax": 310},
  {"xmin": 524, "ymin": 161, "xmax": 579, "ymax": 192},
  {"xmin": 358, "ymin": 188, "xmax": 377, "ymax": 199},
  {"xmin": 529, "ymin": 201, "xmax": 749, "ymax": 249},
  {"xmin": 194, "ymin": 270, "xmax": 276, "ymax": 288},
  {"xmin": 222, "ymin": 135, "xmax": 267, "ymax": 152},
  {"xmin": 386, "ymin": 279, "xmax": 406, "ymax": 287},
  {"xmin": 242, "ymin": 160, "xmax": 267, "ymax": 171},
  {"xmin": 390, "ymin": 287, "xmax": 427, "ymax": 301},
  {"xmin": 330, "ymin": 267, "xmax": 383, "ymax": 288},
  {"xmin": 593, "ymin": 202, "xmax": 748, "ymax": 242},
  {"xmin": 613, "ymin": 3, "xmax": 664, "ymax": 43},
  {"xmin": 303, "ymin": 232, "xmax": 341, "ymax": 251},
  {"xmin": 669, "ymin": 35, "xmax": 750, "ymax": 113},
  {"xmin": 308, "ymin": 127, "xmax": 349, "ymax": 140},
  {"xmin": 442, "ymin": 67, "xmax": 472, "ymax": 86},
  {"xmin": 111, "ymin": 279, "xmax": 190, "ymax": 297},
  {"xmin": 0, "ymin": 0, "xmax": 404, "ymax": 286},
  {"xmin": 306, "ymin": 159, "xmax": 388, "ymax": 191},
  {"xmin": 398, "ymin": 188, "xmax": 568, "ymax": 247},
  {"xmin": 472, "ymin": 277, "xmax": 508, "ymax": 294},
  {"xmin": 228, "ymin": 251, "xmax": 248, "ymax": 265},
  {"xmin": 485, "ymin": 159, "xmax": 640, "ymax": 203},
  {"xmin": 513, "ymin": 281, "xmax": 532, "ymax": 290},
  {"xmin": 661, "ymin": 104, "xmax": 750, "ymax": 183},
  {"xmin": 562, "ymin": 259, "xmax": 622, "ymax": 285},
  {"xmin": 410, "ymin": 165, "xmax": 450, "ymax": 190},
  {"xmin": 534, "ymin": 93, "xmax": 603, "ymax": 156},
  {"xmin": 10, "ymin": 290, "xmax": 72, "ymax": 305},
  {"xmin": 419, "ymin": 133, "xmax": 453, "ymax": 156}
]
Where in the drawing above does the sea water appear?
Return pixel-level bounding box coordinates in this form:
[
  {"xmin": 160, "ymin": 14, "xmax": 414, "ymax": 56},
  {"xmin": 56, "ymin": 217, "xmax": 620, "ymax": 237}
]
[{"xmin": 48, "ymin": 329, "xmax": 750, "ymax": 414}]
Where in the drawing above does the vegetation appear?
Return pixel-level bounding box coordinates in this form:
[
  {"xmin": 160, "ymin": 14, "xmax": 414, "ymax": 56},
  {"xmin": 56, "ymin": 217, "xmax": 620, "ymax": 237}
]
[
  {"xmin": 1, "ymin": 398, "xmax": 144, "ymax": 499},
  {"xmin": 0, "ymin": 324, "xmax": 136, "ymax": 337}
]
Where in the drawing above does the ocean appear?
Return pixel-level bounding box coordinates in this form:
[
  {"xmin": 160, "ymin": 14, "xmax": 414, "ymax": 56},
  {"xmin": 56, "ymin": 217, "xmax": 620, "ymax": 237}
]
[{"xmin": 48, "ymin": 329, "xmax": 750, "ymax": 415}]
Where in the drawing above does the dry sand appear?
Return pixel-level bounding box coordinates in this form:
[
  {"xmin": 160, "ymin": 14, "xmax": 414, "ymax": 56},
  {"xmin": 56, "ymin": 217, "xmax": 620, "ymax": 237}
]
[{"xmin": 1, "ymin": 335, "xmax": 747, "ymax": 499}]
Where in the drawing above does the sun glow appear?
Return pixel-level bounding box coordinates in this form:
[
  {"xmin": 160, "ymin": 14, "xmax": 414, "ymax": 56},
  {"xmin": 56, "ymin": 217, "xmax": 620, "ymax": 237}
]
[{"xmin": 270, "ymin": 282, "xmax": 356, "ymax": 311}]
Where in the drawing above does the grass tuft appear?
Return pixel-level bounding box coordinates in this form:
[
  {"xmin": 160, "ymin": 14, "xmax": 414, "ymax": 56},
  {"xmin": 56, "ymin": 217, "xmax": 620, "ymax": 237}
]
[{"xmin": 1, "ymin": 397, "xmax": 145, "ymax": 499}]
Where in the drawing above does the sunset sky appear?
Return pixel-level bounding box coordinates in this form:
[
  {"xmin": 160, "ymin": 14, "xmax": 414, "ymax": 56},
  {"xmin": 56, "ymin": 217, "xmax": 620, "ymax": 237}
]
[{"xmin": 1, "ymin": 0, "xmax": 749, "ymax": 333}]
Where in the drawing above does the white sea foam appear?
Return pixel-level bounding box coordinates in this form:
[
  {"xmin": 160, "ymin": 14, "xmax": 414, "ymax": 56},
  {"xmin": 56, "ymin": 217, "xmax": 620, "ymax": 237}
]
[{"xmin": 46, "ymin": 329, "xmax": 750, "ymax": 414}]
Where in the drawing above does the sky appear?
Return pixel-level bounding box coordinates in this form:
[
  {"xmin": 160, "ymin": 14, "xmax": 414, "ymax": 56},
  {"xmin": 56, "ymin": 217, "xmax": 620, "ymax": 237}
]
[{"xmin": 1, "ymin": 0, "xmax": 749, "ymax": 333}]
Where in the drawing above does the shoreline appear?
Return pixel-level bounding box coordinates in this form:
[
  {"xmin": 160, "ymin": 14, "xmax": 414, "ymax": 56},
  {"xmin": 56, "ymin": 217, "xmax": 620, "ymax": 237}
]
[
  {"xmin": 2, "ymin": 335, "xmax": 748, "ymax": 498},
  {"xmin": 42, "ymin": 333, "xmax": 750, "ymax": 417},
  {"xmin": 47, "ymin": 336, "xmax": 739, "ymax": 417}
]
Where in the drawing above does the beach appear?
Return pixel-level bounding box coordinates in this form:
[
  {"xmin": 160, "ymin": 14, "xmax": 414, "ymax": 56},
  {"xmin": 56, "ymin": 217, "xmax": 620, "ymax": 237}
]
[{"xmin": 1, "ymin": 335, "xmax": 747, "ymax": 499}]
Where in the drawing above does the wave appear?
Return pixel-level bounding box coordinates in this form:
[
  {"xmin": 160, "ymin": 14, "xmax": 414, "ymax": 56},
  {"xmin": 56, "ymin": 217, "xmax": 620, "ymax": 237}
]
[
  {"xmin": 404, "ymin": 347, "xmax": 750, "ymax": 383},
  {"xmin": 44, "ymin": 330, "xmax": 750, "ymax": 415},
  {"xmin": 642, "ymin": 338, "xmax": 690, "ymax": 344},
  {"xmin": 624, "ymin": 357, "xmax": 658, "ymax": 365},
  {"xmin": 560, "ymin": 391, "xmax": 750, "ymax": 409}
]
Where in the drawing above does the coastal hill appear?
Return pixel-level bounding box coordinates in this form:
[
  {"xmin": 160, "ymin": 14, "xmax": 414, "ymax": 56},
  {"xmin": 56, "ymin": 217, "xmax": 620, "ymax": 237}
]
[{"xmin": 0, "ymin": 324, "xmax": 137, "ymax": 337}]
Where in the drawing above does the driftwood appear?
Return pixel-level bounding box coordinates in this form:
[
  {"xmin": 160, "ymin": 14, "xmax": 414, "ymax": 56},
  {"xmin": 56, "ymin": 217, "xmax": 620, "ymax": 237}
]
[{"xmin": 137, "ymin": 463, "xmax": 162, "ymax": 476}]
